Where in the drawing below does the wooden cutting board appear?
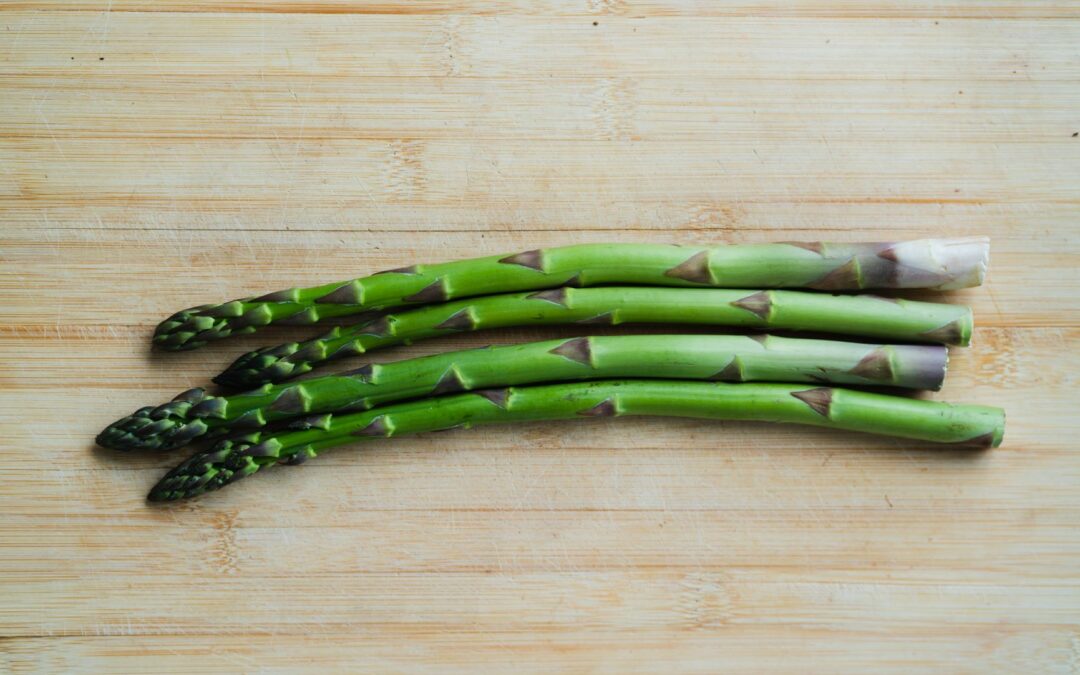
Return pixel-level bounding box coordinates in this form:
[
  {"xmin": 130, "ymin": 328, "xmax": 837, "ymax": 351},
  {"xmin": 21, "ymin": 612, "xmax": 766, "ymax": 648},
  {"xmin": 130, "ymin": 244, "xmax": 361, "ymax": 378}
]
[{"xmin": 2, "ymin": 2, "xmax": 1079, "ymax": 672}]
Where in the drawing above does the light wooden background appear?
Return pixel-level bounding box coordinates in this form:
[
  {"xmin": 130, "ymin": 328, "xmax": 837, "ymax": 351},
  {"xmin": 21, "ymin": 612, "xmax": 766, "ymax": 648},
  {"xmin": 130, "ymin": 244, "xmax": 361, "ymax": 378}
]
[{"xmin": 2, "ymin": 2, "xmax": 1080, "ymax": 673}]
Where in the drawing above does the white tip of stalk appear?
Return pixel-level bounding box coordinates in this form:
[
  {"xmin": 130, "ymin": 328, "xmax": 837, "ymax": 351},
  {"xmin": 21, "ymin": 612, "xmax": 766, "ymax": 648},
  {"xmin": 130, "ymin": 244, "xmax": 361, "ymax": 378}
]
[
  {"xmin": 891, "ymin": 237, "xmax": 990, "ymax": 290},
  {"xmin": 930, "ymin": 237, "xmax": 989, "ymax": 290}
]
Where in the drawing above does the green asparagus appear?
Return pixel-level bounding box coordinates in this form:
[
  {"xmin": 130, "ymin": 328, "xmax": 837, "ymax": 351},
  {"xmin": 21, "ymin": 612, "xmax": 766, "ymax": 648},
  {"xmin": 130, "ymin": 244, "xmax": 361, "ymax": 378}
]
[
  {"xmin": 99, "ymin": 334, "xmax": 948, "ymax": 452},
  {"xmin": 154, "ymin": 239, "xmax": 989, "ymax": 350},
  {"xmin": 215, "ymin": 287, "xmax": 973, "ymax": 388},
  {"xmin": 148, "ymin": 379, "xmax": 1006, "ymax": 501}
]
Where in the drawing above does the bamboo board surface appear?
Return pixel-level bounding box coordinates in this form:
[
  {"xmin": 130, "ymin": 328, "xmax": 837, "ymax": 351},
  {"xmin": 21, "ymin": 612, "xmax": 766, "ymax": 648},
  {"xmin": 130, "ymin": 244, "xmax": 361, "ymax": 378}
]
[{"xmin": 2, "ymin": 2, "xmax": 1080, "ymax": 672}]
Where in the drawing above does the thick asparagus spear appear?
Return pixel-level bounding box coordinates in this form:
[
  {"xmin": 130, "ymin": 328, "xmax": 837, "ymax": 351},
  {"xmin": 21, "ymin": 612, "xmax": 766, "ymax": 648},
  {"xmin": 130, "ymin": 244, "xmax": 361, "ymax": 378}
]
[
  {"xmin": 99, "ymin": 335, "xmax": 948, "ymax": 452},
  {"xmin": 154, "ymin": 239, "xmax": 989, "ymax": 350},
  {"xmin": 215, "ymin": 287, "xmax": 973, "ymax": 388},
  {"xmin": 148, "ymin": 380, "xmax": 1006, "ymax": 501}
]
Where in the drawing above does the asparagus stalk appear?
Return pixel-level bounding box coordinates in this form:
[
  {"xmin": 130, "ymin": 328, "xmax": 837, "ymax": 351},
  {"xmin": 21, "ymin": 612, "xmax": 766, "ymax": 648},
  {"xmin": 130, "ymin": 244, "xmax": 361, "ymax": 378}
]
[
  {"xmin": 148, "ymin": 380, "xmax": 1005, "ymax": 501},
  {"xmin": 215, "ymin": 287, "xmax": 973, "ymax": 388},
  {"xmin": 154, "ymin": 238, "xmax": 989, "ymax": 350},
  {"xmin": 99, "ymin": 335, "xmax": 948, "ymax": 452}
]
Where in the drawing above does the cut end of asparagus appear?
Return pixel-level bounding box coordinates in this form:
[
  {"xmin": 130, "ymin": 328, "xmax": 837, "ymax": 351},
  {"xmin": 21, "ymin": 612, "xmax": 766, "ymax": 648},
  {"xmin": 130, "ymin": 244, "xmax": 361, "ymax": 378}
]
[
  {"xmin": 979, "ymin": 407, "xmax": 1006, "ymax": 449},
  {"xmin": 845, "ymin": 344, "xmax": 948, "ymax": 391},
  {"xmin": 950, "ymin": 409, "xmax": 1005, "ymax": 449},
  {"xmin": 893, "ymin": 344, "xmax": 950, "ymax": 391},
  {"xmin": 919, "ymin": 310, "xmax": 974, "ymax": 347},
  {"xmin": 886, "ymin": 237, "xmax": 989, "ymax": 290},
  {"xmin": 991, "ymin": 412, "xmax": 1006, "ymax": 448},
  {"xmin": 932, "ymin": 237, "xmax": 990, "ymax": 290}
]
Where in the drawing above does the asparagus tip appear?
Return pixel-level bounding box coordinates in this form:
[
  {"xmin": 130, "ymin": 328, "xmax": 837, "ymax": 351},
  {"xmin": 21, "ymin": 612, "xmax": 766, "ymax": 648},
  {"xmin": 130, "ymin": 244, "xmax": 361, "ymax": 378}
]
[
  {"xmin": 96, "ymin": 408, "xmax": 210, "ymax": 452},
  {"xmin": 147, "ymin": 441, "xmax": 265, "ymax": 502}
]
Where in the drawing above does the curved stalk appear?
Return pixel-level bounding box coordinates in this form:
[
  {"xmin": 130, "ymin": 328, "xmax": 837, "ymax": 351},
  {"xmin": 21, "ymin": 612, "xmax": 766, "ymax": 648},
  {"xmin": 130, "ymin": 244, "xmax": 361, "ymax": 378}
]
[
  {"xmin": 154, "ymin": 239, "xmax": 989, "ymax": 350},
  {"xmin": 149, "ymin": 380, "xmax": 1005, "ymax": 502},
  {"xmin": 99, "ymin": 334, "xmax": 948, "ymax": 452},
  {"xmin": 214, "ymin": 287, "xmax": 972, "ymax": 388}
]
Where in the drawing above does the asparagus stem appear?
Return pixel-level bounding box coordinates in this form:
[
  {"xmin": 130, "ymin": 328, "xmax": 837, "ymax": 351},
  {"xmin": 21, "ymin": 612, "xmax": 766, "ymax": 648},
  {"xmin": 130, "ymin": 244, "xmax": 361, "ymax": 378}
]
[
  {"xmin": 215, "ymin": 287, "xmax": 973, "ymax": 388},
  {"xmin": 99, "ymin": 335, "xmax": 948, "ymax": 452},
  {"xmin": 148, "ymin": 380, "xmax": 1005, "ymax": 502},
  {"xmin": 154, "ymin": 238, "xmax": 989, "ymax": 350}
]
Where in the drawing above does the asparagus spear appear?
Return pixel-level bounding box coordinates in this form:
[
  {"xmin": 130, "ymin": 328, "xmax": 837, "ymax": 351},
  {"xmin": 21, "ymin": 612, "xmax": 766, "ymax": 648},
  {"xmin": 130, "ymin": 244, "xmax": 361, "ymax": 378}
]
[
  {"xmin": 148, "ymin": 380, "xmax": 1005, "ymax": 501},
  {"xmin": 215, "ymin": 287, "xmax": 973, "ymax": 388},
  {"xmin": 154, "ymin": 238, "xmax": 989, "ymax": 350},
  {"xmin": 98, "ymin": 334, "xmax": 948, "ymax": 452}
]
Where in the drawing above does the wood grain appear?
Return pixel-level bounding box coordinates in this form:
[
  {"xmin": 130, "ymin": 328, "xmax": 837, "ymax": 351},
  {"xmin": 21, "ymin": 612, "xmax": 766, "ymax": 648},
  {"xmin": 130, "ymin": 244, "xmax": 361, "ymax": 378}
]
[
  {"xmin": 6, "ymin": 1, "xmax": 1080, "ymax": 16},
  {"xmin": 2, "ymin": 2, "xmax": 1079, "ymax": 673}
]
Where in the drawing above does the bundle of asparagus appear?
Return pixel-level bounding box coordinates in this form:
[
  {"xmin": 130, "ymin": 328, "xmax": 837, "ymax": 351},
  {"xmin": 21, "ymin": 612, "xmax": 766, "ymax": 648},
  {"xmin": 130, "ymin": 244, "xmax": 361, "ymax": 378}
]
[
  {"xmin": 214, "ymin": 287, "xmax": 973, "ymax": 388},
  {"xmin": 94, "ymin": 237, "xmax": 1003, "ymax": 502},
  {"xmin": 98, "ymin": 334, "xmax": 951, "ymax": 452}
]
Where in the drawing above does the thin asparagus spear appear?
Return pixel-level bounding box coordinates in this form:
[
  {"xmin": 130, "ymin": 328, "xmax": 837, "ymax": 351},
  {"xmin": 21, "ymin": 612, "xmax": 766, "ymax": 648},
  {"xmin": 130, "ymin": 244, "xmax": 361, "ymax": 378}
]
[
  {"xmin": 148, "ymin": 380, "xmax": 1006, "ymax": 501},
  {"xmin": 215, "ymin": 287, "xmax": 973, "ymax": 388},
  {"xmin": 98, "ymin": 334, "xmax": 948, "ymax": 452},
  {"xmin": 154, "ymin": 238, "xmax": 989, "ymax": 350}
]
